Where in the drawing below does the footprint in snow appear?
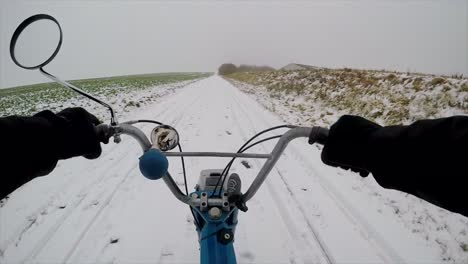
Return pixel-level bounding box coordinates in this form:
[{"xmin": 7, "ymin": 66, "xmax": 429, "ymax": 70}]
[
  {"xmin": 161, "ymin": 251, "xmax": 174, "ymax": 257},
  {"xmin": 186, "ymin": 215, "xmax": 194, "ymax": 224},
  {"xmin": 0, "ymin": 195, "xmax": 10, "ymax": 208},
  {"xmin": 159, "ymin": 247, "xmax": 175, "ymax": 260},
  {"xmin": 175, "ymin": 181, "xmax": 186, "ymax": 187},
  {"xmin": 239, "ymin": 251, "xmax": 255, "ymax": 261},
  {"xmin": 241, "ymin": 160, "xmax": 251, "ymax": 169},
  {"xmin": 110, "ymin": 237, "xmax": 119, "ymax": 244}
]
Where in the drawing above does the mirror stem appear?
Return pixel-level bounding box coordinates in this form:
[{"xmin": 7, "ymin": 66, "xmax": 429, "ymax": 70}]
[{"xmin": 39, "ymin": 67, "xmax": 118, "ymax": 125}]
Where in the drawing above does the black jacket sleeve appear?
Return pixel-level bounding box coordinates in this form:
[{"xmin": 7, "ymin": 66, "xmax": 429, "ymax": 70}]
[
  {"xmin": 322, "ymin": 115, "xmax": 468, "ymax": 217},
  {"xmin": 0, "ymin": 110, "xmax": 65, "ymax": 199},
  {"xmin": 0, "ymin": 108, "xmax": 105, "ymax": 200}
]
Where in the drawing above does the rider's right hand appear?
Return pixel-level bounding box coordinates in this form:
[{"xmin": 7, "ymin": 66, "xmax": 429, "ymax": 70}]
[{"xmin": 321, "ymin": 115, "xmax": 381, "ymax": 177}]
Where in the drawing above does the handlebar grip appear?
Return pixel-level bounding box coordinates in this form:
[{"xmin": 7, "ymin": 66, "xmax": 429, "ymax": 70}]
[
  {"xmin": 308, "ymin": 126, "xmax": 329, "ymax": 145},
  {"xmin": 95, "ymin": 124, "xmax": 112, "ymax": 144}
]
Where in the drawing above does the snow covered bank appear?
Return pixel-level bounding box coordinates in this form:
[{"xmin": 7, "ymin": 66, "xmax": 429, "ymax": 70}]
[
  {"xmin": 226, "ymin": 71, "xmax": 468, "ymax": 263},
  {"xmin": 226, "ymin": 69, "xmax": 467, "ymax": 127}
]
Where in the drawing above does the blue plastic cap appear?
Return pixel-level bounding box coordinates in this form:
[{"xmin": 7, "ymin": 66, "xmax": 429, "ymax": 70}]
[{"xmin": 139, "ymin": 148, "xmax": 169, "ymax": 180}]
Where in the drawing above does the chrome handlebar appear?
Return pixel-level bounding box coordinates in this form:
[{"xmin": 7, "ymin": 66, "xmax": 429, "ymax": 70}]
[{"xmin": 95, "ymin": 123, "xmax": 328, "ymax": 206}]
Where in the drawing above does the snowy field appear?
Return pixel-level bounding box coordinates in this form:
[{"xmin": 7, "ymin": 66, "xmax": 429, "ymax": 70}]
[
  {"xmin": 0, "ymin": 73, "xmax": 210, "ymax": 117},
  {"xmin": 1, "ymin": 76, "xmax": 467, "ymax": 263}
]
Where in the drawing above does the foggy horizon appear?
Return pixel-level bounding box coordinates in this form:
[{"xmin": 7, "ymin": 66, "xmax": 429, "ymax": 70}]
[{"xmin": 1, "ymin": 0, "xmax": 467, "ymax": 89}]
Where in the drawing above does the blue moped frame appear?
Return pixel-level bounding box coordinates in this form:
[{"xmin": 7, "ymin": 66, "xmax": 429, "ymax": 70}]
[{"xmin": 191, "ymin": 191, "xmax": 239, "ymax": 264}]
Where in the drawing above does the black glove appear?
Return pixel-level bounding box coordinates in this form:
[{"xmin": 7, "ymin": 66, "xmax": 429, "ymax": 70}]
[
  {"xmin": 321, "ymin": 115, "xmax": 381, "ymax": 177},
  {"xmin": 58, "ymin": 107, "xmax": 107, "ymax": 159},
  {"xmin": 35, "ymin": 107, "xmax": 106, "ymax": 160}
]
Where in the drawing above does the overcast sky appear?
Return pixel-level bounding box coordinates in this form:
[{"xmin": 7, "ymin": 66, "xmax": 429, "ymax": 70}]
[{"xmin": 1, "ymin": 0, "xmax": 467, "ymax": 89}]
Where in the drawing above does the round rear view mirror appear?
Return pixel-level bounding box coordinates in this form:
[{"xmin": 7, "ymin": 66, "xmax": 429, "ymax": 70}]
[
  {"xmin": 150, "ymin": 125, "xmax": 180, "ymax": 151},
  {"xmin": 10, "ymin": 14, "xmax": 63, "ymax": 70}
]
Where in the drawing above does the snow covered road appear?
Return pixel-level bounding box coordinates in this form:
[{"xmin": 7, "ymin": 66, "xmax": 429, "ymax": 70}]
[{"xmin": 0, "ymin": 76, "xmax": 456, "ymax": 263}]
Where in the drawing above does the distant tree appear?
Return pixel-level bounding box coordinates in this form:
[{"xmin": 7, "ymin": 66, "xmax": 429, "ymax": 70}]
[
  {"xmin": 218, "ymin": 63, "xmax": 238, "ymax": 75},
  {"xmin": 218, "ymin": 63, "xmax": 275, "ymax": 75}
]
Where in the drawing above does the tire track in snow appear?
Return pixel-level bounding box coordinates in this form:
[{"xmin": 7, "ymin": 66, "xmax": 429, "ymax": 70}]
[
  {"xmin": 229, "ymin": 94, "xmax": 333, "ymax": 264},
  {"xmin": 13, "ymin": 81, "xmax": 205, "ymax": 263},
  {"xmin": 228, "ymin": 79, "xmax": 405, "ymax": 263},
  {"xmin": 61, "ymin": 83, "xmax": 206, "ymax": 263},
  {"xmin": 63, "ymin": 79, "xmax": 214, "ymax": 263},
  {"xmin": 0, "ymin": 137, "xmax": 128, "ymax": 253},
  {"xmin": 17, "ymin": 123, "xmax": 165, "ymax": 261},
  {"xmin": 155, "ymin": 82, "xmax": 247, "ymax": 264},
  {"xmin": 282, "ymin": 142, "xmax": 405, "ymax": 263},
  {"xmin": 0, "ymin": 85, "xmax": 185, "ymax": 256},
  {"xmin": 153, "ymin": 79, "xmax": 310, "ymax": 263},
  {"xmin": 61, "ymin": 163, "xmax": 139, "ymax": 263},
  {"xmin": 162, "ymin": 80, "xmax": 323, "ymax": 264},
  {"xmin": 0, "ymin": 141, "xmax": 129, "ymax": 258}
]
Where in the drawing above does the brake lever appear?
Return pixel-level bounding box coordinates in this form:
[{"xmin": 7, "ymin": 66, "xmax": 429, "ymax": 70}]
[{"xmin": 95, "ymin": 124, "xmax": 121, "ymax": 143}]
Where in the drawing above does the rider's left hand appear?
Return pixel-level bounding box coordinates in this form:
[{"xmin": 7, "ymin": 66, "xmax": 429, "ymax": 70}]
[{"xmin": 35, "ymin": 107, "xmax": 106, "ymax": 160}]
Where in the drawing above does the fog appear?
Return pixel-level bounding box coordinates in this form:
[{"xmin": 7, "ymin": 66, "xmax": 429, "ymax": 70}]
[{"xmin": 1, "ymin": 0, "xmax": 467, "ymax": 89}]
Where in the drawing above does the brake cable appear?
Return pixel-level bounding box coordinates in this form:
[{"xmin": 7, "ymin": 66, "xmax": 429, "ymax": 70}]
[
  {"xmin": 211, "ymin": 125, "xmax": 296, "ymax": 197},
  {"xmin": 132, "ymin": 120, "xmax": 201, "ymax": 229},
  {"xmin": 215, "ymin": 135, "xmax": 283, "ymax": 198}
]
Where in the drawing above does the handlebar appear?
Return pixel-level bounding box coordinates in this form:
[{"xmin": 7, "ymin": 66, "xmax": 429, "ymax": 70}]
[
  {"xmin": 243, "ymin": 127, "xmax": 313, "ymax": 201},
  {"xmin": 95, "ymin": 122, "xmax": 329, "ymax": 207}
]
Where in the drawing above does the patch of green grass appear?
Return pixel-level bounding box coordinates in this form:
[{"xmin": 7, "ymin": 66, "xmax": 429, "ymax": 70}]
[
  {"xmin": 461, "ymin": 83, "xmax": 468, "ymax": 92},
  {"xmin": 296, "ymin": 104, "xmax": 306, "ymax": 112},
  {"xmin": 412, "ymin": 77, "xmax": 424, "ymax": 91},
  {"xmin": 0, "ymin": 72, "xmax": 211, "ymax": 116},
  {"xmin": 430, "ymin": 77, "xmax": 446, "ymax": 86},
  {"xmin": 385, "ymin": 73, "xmax": 397, "ymax": 81},
  {"xmin": 460, "ymin": 243, "xmax": 468, "ymax": 252}
]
